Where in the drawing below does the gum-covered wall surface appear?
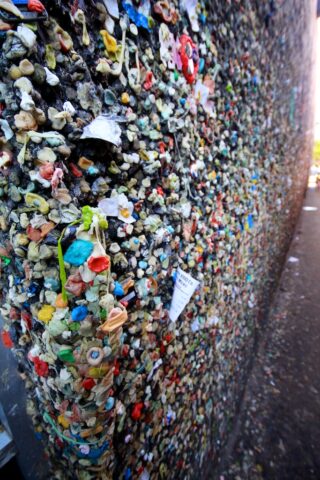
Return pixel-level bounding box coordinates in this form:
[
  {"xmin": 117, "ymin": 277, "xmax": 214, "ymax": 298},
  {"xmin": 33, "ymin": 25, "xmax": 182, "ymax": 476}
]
[{"xmin": 0, "ymin": 0, "xmax": 315, "ymax": 479}]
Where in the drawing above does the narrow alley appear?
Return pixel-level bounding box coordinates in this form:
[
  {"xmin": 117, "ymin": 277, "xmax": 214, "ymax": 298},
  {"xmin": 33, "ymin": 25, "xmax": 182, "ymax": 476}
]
[
  {"xmin": 216, "ymin": 184, "xmax": 320, "ymax": 480},
  {"xmin": 0, "ymin": 1, "xmax": 318, "ymax": 478}
]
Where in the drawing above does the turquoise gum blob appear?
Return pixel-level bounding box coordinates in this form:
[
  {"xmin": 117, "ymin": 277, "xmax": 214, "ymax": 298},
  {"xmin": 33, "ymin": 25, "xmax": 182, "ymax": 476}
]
[
  {"xmin": 64, "ymin": 239, "xmax": 94, "ymax": 266},
  {"xmin": 44, "ymin": 277, "xmax": 60, "ymax": 291},
  {"xmin": 105, "ymin": 397, "xmax": 115, "ymax": 411}
]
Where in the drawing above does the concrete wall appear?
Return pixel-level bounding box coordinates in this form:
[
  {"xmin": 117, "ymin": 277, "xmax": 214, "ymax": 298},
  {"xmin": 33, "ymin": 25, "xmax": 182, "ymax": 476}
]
[{"xmin": 0, "ymin": 1, "xmax": 316, "ymax": 478}]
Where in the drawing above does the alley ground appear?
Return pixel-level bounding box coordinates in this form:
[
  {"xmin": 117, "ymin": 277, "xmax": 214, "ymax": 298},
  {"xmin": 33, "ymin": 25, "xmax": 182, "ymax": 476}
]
[
  {"xmin": 215, "ymin": 184, "xmax": 320, "ymax": 479},
  {"xmin": 0, "ymin": 327, "xmax": 47, "ymax": 478}
]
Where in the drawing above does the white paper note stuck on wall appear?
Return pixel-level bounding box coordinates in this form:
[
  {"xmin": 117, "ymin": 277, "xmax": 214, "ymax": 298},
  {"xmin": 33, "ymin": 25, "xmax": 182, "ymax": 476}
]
[{"xmin": 169, "ymin": 268, "xmax": 200, "ymax": 322}]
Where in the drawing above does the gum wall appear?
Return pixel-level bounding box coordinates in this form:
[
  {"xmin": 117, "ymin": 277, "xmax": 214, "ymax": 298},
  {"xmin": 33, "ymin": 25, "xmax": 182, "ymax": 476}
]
[{"xmin": 0, "ymin": 0, "xmax": 315, "ymax": 479}]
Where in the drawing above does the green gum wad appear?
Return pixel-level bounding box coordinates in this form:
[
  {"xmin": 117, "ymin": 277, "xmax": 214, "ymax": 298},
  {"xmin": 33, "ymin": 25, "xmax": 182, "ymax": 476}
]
[
  {"xmin": 69, "ymin": 322, "xmax": 80, "ymax": 332},
  {"xmin": 45, "ymin": 44, "xmax": 56, "ymax": 69},
  {"xmin": 81, "ymin": 206, "xmax": 108, "ymax": 230},
  {"xmin": 0, "ymin": 256, "xmax": 11, "ymax": 265},
  {"xmin": 58, "ymin": 348, "xmax": 75, "ymax": 363}
]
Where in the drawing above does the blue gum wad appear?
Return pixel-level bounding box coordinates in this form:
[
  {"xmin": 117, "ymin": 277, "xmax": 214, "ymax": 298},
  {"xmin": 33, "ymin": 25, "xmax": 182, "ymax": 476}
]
[
  {"xmin": 71, "ymin": 305, "xmax": 89, "ymax": 322},
  {"xmin": 122, "ymin": 2, "xmax": 149, "ymax": 30},
  {"xmin": 64, "ymin": 239, "xmax": 94, "ymax": 266}
]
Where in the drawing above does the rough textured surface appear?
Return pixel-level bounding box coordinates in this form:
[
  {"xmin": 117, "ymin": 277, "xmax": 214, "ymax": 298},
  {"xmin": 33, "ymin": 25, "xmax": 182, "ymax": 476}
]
[
  {"xmin": 215, "ymin": 186, "xmax": 320, "ymax": 480},
  {"xmin": 0, "ymin": 0, "xmax": 316, "ymax": 479}
]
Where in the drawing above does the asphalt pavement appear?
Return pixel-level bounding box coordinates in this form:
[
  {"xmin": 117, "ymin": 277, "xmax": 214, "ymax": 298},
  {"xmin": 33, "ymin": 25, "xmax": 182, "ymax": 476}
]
[{"xmin": 215, "ymin": 184, "xmax": 320, "ymax": 479}]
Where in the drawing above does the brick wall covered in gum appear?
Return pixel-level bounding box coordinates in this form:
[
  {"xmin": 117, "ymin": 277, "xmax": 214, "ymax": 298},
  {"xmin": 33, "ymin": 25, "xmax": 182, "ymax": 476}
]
[{"xmin": 0, "ymin": 0, "xmax": 315, "ymax": 478}]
